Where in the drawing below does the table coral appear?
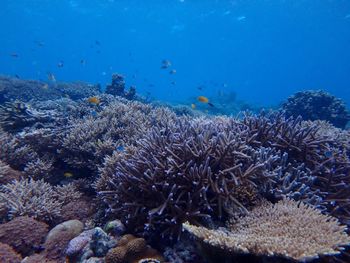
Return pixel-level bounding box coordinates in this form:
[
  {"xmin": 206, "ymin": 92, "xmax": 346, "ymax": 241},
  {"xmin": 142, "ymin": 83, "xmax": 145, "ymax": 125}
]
[{"xmin": 183, "ymin": 199, "xmax": 350, "ymax": 262}]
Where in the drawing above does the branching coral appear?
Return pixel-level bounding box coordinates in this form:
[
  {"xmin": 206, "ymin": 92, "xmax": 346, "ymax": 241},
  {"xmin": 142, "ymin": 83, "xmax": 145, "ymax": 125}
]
[
  {"xmin": 183, "ymin": 199, "xmax": 350, "ymax": 262},
  {"xmin": 0, "ymin": 179, "xmax": 81, "ymax": 222},
  {"xmin": 60, "ymin": 98, "xmax": 176, "ymax": 171},
  {"xmin": 282, "ymin": 90, "xmax": 350, "ymax": 129},
  {"xmin": 98, "ymin": 117, "xmax": 286, "ymax": 239},
  {"xmin": 242, "ymin": 112, "xmax": 350, "ymax": 226}
]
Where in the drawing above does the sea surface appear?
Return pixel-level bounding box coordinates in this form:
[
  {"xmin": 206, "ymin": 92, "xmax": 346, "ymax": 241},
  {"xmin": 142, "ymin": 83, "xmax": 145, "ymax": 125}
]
[{"xmin": 0, "ymin": 0, "xmax": 350, "ymax": 107}]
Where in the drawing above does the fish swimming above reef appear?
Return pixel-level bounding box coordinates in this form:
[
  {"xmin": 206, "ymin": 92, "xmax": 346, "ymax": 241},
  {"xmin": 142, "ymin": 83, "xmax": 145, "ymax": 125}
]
[
  {"xmin": 169, "ymin": 69, "xmax": 177, "ymax": 74},
  {"xmin": 161, "ymin": 59, "xmax": 171, "ymax": 69},
  {"xmin": 47, "ymin": 72, "xmax": 56, "ymax": 82},
  {"xmin": 57, "ymin": 61, "xmax": 64, "ymax": 68},
  {"xmin": 191, "ymin": 103, "xmax": 196, "ymax": 109},
  {"xmin": 10, "ymin": 53, "xmax": 19, "ymax": 58},
  {"xmin": 198, "ymin": 96, "xmax": 215, "ymax": 107},
  {"xmin": 197, "ymin": 96, "xmax": 209, "ymax": 103},
  {"xmin": 64, "ymin": 172, "xmax": 74, "ymax": 178},
  {"xmin": 88, "ymin": 96, "xmax": 101, "ymax": 105}
]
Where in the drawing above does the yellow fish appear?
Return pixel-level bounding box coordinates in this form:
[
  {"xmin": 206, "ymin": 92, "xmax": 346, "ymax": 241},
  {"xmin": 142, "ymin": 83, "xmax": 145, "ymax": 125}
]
[
  {"xmin": 197, "ymin": 96, "xmax": 209, "ymax": 103},
  {"xmin": 64, "ymin": 172, "xmax": 74, "ymax": 178},
  {"xmin": 88, "ymin": 96, "xmax": 100, "ymax": 105},
  {"xmin": 191, "ymin": 103, "xmax": 196, "ymax": 109}
]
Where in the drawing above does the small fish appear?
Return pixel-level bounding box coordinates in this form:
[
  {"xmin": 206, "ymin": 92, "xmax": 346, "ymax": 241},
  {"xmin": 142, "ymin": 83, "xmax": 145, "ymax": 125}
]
[
  {"xmin": 47, "ymin": 72, "xmax": 56, "ymax": 82},
  {"xmin": 95, "ymin": 40, "xmax": 101, "ymax": 45},
  {"xmin": 88, "ymin": 96, "xmax": 100, "ymax": 105},
  {"xmin": 10, "ymin": 53, "xmax": 19, "ymax": 58},
  {"xmin": 34, "ymin": 40, "xmax": 45, "ymax": 47},
  {"xmin": 91, "ymin": 110, "xmax": 98, "ymax": 117},
  {"xmin": 57, "ymin": 61, "xmax": 64, "ymax": 68},
  {"xmin": 64, "ymin": 172, "xmax": 74, "ymax": 178},
  {"xmin": 197, "ymin": 85, "xmax": 204, "ymax": 90},
  {"xmin": 14, "ymin": 74, "xmax": 20, "ymax": 79},
  {"xmin": 197, "ymin": 96, "xmax": 209, "ymax": 103},
  {"xmin": 80, "ymin": 59, "xmax": 86, "ymax": 65},
  {"xmin": 237, "ymin": 15, "xmax": 246, "ymax": 21},
  {"xmin": 171, "ymin": 81, "xmax": 176, "ymax": 85},
  {"xmin": 191, "ymin": 103, "xmax": 196, "ymax": 109},
  {"xmin": 161, "ymin": 59, "xmax": 171, "ymax": 69},
  {"xmin": 169, "ymin": 69, "xmax": 177, "ymax": 74},
  {"xmin": 42, "ymin": 84, "xmax": 49, "ymax": 90},
  {"xmin": 208, "ymin": 102, "xmax": 215, "ymax": 107}
]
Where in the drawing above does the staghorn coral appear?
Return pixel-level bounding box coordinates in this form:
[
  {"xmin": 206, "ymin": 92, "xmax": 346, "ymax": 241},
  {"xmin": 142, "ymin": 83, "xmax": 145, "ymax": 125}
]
[
  {"xmin": 242, "ymin": 111, "xmax": 350, "ymax": 226},
  {"xmin": 60, "ymin": 98, "xmax": 176, "ymax": 171},
  {"xmin": 98, "ymin": 117, "xmax": 287, "ymax": 239},
  {"xmin": 0, "ymin": 242, "xmax": 22, "ymax": 263},
  {"xmin": 0, "ymin": 216, "xmax": 48, "ymax": 256},
  {"xmin": 0, "ymin": 178, "xmax": 81, "ymax": 221},
  {"xmin": 183, "ymin": 198, "xmax": 350, "ymax": 262},
  {"xmin": 282, "ymin": 90, "xmax": 350, "ymax": 129}
]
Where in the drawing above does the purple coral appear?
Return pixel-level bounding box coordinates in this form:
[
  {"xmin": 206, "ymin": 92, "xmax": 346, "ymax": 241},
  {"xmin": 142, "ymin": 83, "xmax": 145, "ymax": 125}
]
[{"xmin": 98, "ymin": 117, "xmax": 284, "ymax": 239}]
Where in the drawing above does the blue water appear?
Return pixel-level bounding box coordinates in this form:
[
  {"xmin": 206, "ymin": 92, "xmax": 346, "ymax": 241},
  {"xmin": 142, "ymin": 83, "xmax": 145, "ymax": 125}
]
[{"xmin": 1, "ymin": 0, "xmax": 350, "ymax": 107}]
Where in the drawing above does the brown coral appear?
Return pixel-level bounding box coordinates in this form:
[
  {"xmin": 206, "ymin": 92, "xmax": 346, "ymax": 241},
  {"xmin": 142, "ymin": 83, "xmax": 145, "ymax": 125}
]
[
  {"xmin": 105, "ymin": 234, "xmax": 164, "ymax": 263},
  {"xmin": 183, "ymin": 199, "xmax": 350, "ymax": 262},
  {"xmin": 0, "ymin": 242, "xmax": 22, "ymax": 263},
  {"xmin": 0, "ymin": 216, "xmax": 48, "ymax": 256}
]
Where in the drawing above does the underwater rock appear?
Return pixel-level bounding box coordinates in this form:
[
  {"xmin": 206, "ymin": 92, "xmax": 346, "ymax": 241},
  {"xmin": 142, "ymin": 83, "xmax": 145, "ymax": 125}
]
[
  {"xmin": 46, "ymin": 219, "xmax": 84, "ymax": 245},
  {"xmin": 82, "ymin": 257, "xmax": 105, "ymax": 263},
  {"xmin": 0, "ymin": 160, "xmax": 22, "ymax": 184},
  {"xmin": 104, "ymin": 219, "xmax": 126, "ymax": 237},
  {"xmin": 282, "ymin": 90, "xmax": 350, "ymax": 128},
  {"xmin": 0, "ymin": 216, "xmax": 48, "ymax": 256},
  {"xmin": 60, "ymin": 197, "xmax": 96, "ymax": 223}
]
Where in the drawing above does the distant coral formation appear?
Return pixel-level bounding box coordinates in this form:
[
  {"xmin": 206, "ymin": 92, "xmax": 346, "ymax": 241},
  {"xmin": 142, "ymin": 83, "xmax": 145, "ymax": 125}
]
[
  {"xmin": 282, "ymin": 90, "xmax": 350, "ymax": 128},
  {"xmin": 0, "ymin": 75, "xmax": 101, "ymax": 103},
  {"xmin": 105, "ymin": 73, "xmax": 136, "ymax": 100},
  {"xmin": 183, "ymin": 198, "xmax": 350, "ymax": 262}
]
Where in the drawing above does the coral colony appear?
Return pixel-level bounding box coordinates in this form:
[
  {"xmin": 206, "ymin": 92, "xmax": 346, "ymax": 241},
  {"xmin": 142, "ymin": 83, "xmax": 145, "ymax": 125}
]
[{"xmin": 0, "ymin": 74, "xmax": 350, "ymax": 263}]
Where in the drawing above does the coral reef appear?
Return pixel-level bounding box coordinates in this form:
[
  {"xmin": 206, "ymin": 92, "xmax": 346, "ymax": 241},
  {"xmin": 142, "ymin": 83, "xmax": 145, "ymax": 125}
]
[
  {"xmin": 0, "ymin": 242, "xmax": 22, "ymax": 263},
  {"xmin": 0, "ymin": 216, "xmax": 48, "ymax": 256},
  {"xmin": 0, "ymin": 179, "xmax": 81, "ymax": 221},
  {"xmin": 183, "ymin": 198, "xmax": 350, "ymax": 262},
  {"xmin": 105, "ymin": 234, "xmax": 164, "ymax": 263},
  {"xmin": 98, "ymin": 117, "xmax": 286, "ymax": 239},
  {"xmin": 0, "ymin": 75, "xmax": 101, "ymax": 103},
  {"xmin": 282, "ymin": 90, "xmax": 350, "ymax": 128}
]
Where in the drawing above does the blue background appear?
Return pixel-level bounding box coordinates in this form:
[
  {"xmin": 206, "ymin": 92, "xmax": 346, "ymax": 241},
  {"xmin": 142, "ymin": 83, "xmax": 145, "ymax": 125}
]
[{"xmin": 0, "ymin": 0, "xmax": 349, "ymax": 107}]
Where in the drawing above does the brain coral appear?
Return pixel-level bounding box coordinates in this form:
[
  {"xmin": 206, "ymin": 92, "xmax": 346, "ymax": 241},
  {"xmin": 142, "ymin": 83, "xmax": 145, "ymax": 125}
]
[
  {"xmin": 105, "ymin": 234, "xmax": 163, "ymax": 263},
  {"xmin": 183, "ymin": 198, "xmax": 350, "ymax": 262},
  {"xmin": 0, "ymin": 216, "xmax": 48, "ymax": 256},
  {"xmin": 0, "ymin": 242, "xmax": 22, "ymax": 263}
]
